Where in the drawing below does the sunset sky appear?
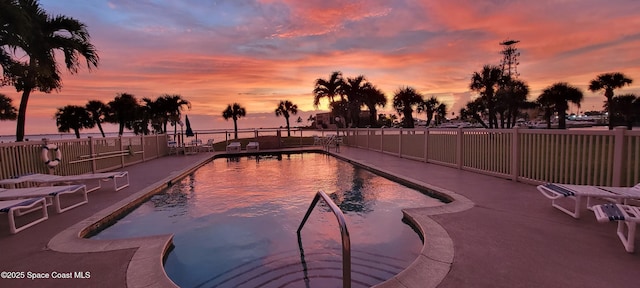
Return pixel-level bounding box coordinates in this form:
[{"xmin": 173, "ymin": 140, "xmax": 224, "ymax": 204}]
[{"xmin": 1, "ymin": 0, "xmax": 639, "ymax": 136}]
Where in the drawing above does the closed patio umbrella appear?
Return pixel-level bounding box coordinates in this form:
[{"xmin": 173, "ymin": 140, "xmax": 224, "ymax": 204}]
[{"xmin": 185, "ymin": 115, "xmax": 194, "ymax": 137}]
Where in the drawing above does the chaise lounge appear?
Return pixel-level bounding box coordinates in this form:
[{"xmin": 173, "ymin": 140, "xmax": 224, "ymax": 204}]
[
  {"xmin": 0, "ymin": 198, "xmax": 49, "ymax": 234},
  {"xmin": 226, "ymin": 142, "xmax": 241, "ymax": 152},
  {"xmin": 0, "ymin": 185, "xmax": 87, "ymax": 213},
  {"xmin": 246, "ymin": 141, "xmax": 260, "ymax": 151},
  {"xmin": 537, "ymin": 183, "xmax": 639, "ymax": 218},
  {"xmin": 592, "ymin": 203, "xmax": 640, "ymax": 253},
  {"xmin": 0, "ymin": 171, "xmax": 129, "ymax": 193}
]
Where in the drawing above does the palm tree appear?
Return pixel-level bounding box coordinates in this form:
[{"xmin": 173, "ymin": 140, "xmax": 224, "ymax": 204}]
[
  {"xmin": 589, "ymin": 73, "xmax": 633, "ymax": 130},
  {"xmin": 85, "ymin": 100, "xmax": 109, "ymax": 137},
  {"xmin": 361, "ymin": 84, "xmax": 386, "ymax": 127},
  {"xmin": 107, "ymin": 93, "xmax": 140, "ymax": 135},
  {"xmin": 275, "ymin": 100, "xmax": 298, "ymax": 137},
  {"xmin": 342, "ymin": 75, "xmax": 369, "ymax": 127},
  {"xmin": 313, "ymin": 71, "xmax": 343, "ymax": 107},
  {"xmin": 417, "ymin": 96, "xmax": 440, "ymax": 127},
  {"xmin": 0, "ymin": 0, "xmax": 99, "ymax": 141},
  {"xmin": 496, "ymin": 79, "xmax": 532, "ymax": 128},
  {"xmin": 537, "ymin": 82, "xmax": 584, "ymax": 129},
  {"xmin": 435, "ymin": 103, "xmax": 448, "ymax": 126},
  {"xmin": 607, "ymin": 94, "xmax": 638, "ymax": 130},
  {"xmin": 460, "ymin": 98, "xmax": 489, "ymax": 128},
  {"xmin": 392, "ymin": 87, "xmax": 423, "ymax": 128},
  {"xmin": 470, "ymin": 65, "xmax": 503, "ymax": 128},
  {"xmin": 55, "ymin": 105, "xmax": 94, "ymax": 138},
  {"xmin": 157, "ymin": 94, "xmax": 191, "ymax": 136},
  {"xmin": 0, "ymin": 94, "xmax": 18, "ymax": 120},
  {"xmin": 141, "ymin": 97, "xmax": 163, "ymax": 134},
  {"xmin": 222, "ymin": 103, "xmax": 246, "ymax": 139}
]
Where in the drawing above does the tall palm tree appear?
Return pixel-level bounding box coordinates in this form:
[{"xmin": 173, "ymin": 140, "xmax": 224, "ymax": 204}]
[
  {"xmin": 588, "ymin": 72, "xmax": 633, "ymax": 130},
  {"xmin": 361, "ymin": 84, "xmax": 387, "ymax": 127},
  {"xmin": 0, "ymin": 0, "xmax": 99, "ymax": 141},
  {"xmin": 141, "ymin": 97, "xmax": 163, "ymax": 134},
  {"xmin": 342, "ymin": 75, "xmax": 368, "ymax": 127},
  {"xmin": 55, "ymin": 105, "xmax": 94, "ymax": 138},
  {"xmin": 496, "ymin": 79, "xmax": 532, "ymax": 128},
  {"xmin": 107, "ymin": 93, "xmax": 140, "ymax": 135},
  {"xmin": 392, "ymin": 87, "xmax": 423, "ymax": 128},
  {"xmin": 222, "ymin": 103, "xmax": 246, "ymax": 139},
  {"xmin": 0, "ymin": 94, "xmax": 18, "ymax": 120},
  {"xmin": 417, "ymin": 96, "xmax": 440, "ymax": 127},
  {"xmin": 537, "ymin": 82, "xmax": 584, "ymax": 129},
  {"xmin": 275, "ymin": 100, "xmax": 298, "ymax": 137},
  {"xmin": 157, "ymin": 94, "xmax": 191, "ymax": 136},
  {"xmin": 85, "ymin": 100, "xmax": 109, "ymax": 137},
  {"xmin": 607, "ymin": 94, "xmax": 638, "ymax": 130},
  {"xmin": 313, "ymin": 71, "xmax": 343, "ymax": 107},
  {"xmin": 470, "ymin": 65, "xmax": 503, "ymax": 128}
]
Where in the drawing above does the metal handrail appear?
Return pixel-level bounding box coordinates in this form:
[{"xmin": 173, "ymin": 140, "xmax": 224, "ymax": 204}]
[{"xmin": 297, "ymin": 190, "xmax": 351, "ymax": 288}]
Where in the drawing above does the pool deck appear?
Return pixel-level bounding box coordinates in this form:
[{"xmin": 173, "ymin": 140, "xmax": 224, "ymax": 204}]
[{"xmin": 1, "ymin": 146, "xmax": 639, "ymax": 287}]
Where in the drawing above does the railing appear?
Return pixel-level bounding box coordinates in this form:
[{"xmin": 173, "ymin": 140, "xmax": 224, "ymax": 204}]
[
  {"xmin": 0, "ymin": 134, "xmax": 169, "ymax": 179},
  {"xmin": 343, "ymin": 126, "xmax": 640, "ymax": 187},
  {"xmin": 297, "ymin": 190, "xmax": 351, "ymax": 288}
]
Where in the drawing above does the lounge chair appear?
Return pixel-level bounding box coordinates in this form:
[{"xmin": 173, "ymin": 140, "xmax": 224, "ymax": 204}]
[
  {"xmin": 201, "ymin": 139, "xmax": 215, "ymax": 152},
  {"xmin": 0, "ymin": 171, "xmax": 130, "ymax": 193},
  {"xmin": 0, "ymin": 185, "xmax": 87, "ymax": 213},
  {"xmin": 537, "ymin": 183, "xmax": 636, "ymax": 218},
  {"xmin": 592, "ymin": 203, "xmax": 640, "ymax": 253},
  {"xmin": 167, "ymin": 140, "xmax": 181, "ymax": 155},
  {"xmin": 226, "ymin": 142, "xmax": 241, "ymax": 152},
  {"xmin": 0, "ymin": 198, "xmax": 48, "ymax": 234},
  {"xmin": 246, "ymin": 141, "xmax": 260, "ymax": 151}
]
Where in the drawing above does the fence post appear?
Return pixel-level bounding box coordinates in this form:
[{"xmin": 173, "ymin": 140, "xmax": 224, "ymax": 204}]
[
  {"xmin": 380, "ymin": 128, "xmax": 384, "ymax": 152},
  {"xmin": 138, "ymin": 135, "xmax": 144, "ymax": 162},
  {"xmin": 398, "ymin": 129, "xmax": 403, "ymax": 157},
  {"xmin": 511, "ymin": 127, "xmax": 520, "ymax": 181},
  {"xmin": 89, "ymin": 136, "xmax": 97, "ymax": 173},
  {"xmin": 424, "ymin": 129, "xmax": 429, "ymax": 162},
  {"xmin": 456, "ymin": 128, "xmax": 463, "ymax": 169},
  {"xmin": 119, "ymin": 136, "xmax": 125, "ymax": 168},
  {"xmin": 612, "ymin": 126, "xmax": 626, "ymax": 186}
]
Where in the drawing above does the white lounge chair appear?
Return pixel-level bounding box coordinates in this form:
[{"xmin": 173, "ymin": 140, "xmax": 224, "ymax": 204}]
[
  {"xmin": 167, "ymin": 140, "xmax": 180, "ymax": 155},
  {"xmin": 0, "ymin": 171, "xmax": 130, "ymax": 193},
  {"xmin": 0, "ymin": 185, "xmax": 87, "ymax": 213},
  {"xmin": 537, "ymin": 183, "xmax": 636, "ymax": 219},
  {"xmin": 226, "ymin": 142, "xmax": 241, "ymax": 152},
  {"xmin": 593, "ymin": 203, "xmax": 640, "ymax": 253},
  {"xmin": 246, "ymin": 142, "xmax": 260, "ymax": 151},
  {"xmin": 0, "ymin": 198, "xmax": 48, "ymax": 234},
  {"xmin": 201, "ymin": 139, "xmax": 215, "ymax": 152}
]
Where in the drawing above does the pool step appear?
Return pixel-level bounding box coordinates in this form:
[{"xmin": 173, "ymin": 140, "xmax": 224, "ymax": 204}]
[{"xmin": 201, "ymin": 248, "xmax": 411, "ymax": 287}]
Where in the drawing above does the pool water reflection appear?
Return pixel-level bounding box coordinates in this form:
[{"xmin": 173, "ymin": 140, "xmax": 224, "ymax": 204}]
[{"xmin": 93, "ymin": 153, "xmax": 444, "ymax": 287}]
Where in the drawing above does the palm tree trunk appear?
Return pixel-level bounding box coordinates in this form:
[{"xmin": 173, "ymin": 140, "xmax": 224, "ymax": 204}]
[
  {"xmin": 607, "ymin": 94, "xmax": 614, "ymax": 130},
  {"xmin": 233, "ymin": 119, "xmax": 238, "ymax": 139},
  {"xmin": 74, "ymin": 128, "xmax": 81, "ymax": 138},
  {"xmin": 96, "ymin": 122, "xmax": 106, "ymax": 137},
  {"xmin": 285, "ymin": 116, "xmax": 291, "ymax": 137},
  {"xmin": 558, "ymin": 111, "xmax": 567, "ymax": 129},
  {"xmin": 15, "ymin": 89, "xmax": 32, "ymax": 142},
  {"xmin": 369, "ymin": 108, "xmax": 377, "ymax": 128}
]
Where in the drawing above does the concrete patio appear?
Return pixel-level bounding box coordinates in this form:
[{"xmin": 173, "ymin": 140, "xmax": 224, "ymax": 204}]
[{"xmin": 0, "ymin": 146, "xmax": 638, "ymax": 287}]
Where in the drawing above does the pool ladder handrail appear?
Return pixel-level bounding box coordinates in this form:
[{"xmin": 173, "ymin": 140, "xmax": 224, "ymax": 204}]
[
  {"xmin": 297, "ymin": 190, "xmax": 351, "ymax": 288},
  {"xmin": 322, "ymin": 135, "xmax": 341, "ymax": 152}
]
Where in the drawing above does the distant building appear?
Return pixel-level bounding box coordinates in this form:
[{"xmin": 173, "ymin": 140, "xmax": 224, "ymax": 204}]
[{"xmin": 315, "ymin": 112, "xmax": 336, "ymax": 129}]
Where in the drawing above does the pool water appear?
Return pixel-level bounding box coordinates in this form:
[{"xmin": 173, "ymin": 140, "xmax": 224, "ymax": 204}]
[{"xmin": 93, "ymin": 153, "xmax": 444, "ymax": 287}]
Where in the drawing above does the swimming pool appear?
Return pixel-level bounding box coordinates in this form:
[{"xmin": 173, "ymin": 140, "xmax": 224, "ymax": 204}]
[{"xmin": 93, "ymin": 153, "xmax": 445, "ymax": 287}]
